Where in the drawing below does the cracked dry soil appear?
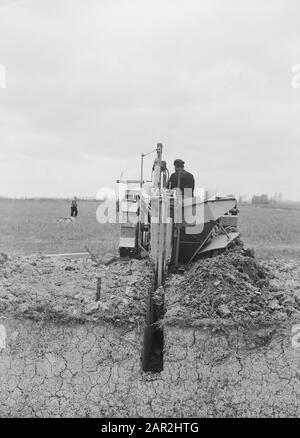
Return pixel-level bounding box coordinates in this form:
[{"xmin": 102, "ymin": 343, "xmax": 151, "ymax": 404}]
[{"xmin": 0, "ymin": 246, "xmax": 300, "ymax": 418}]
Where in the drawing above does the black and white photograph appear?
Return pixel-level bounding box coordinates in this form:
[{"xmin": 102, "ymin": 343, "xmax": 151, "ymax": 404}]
[{"xmin": 0, "ymin": 0, "xmax": 300, "ymax": 421}]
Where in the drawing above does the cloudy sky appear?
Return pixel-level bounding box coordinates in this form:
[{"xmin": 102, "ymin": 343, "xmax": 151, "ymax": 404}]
[{"xmin": 0, "ymin": 0, "xmax": 299, "ymax": 200}]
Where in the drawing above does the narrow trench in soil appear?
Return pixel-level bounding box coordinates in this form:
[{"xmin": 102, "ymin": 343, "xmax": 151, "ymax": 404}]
[{"xmin": 142, "ymin": 282, "xmax": 164, "ymax": 373}]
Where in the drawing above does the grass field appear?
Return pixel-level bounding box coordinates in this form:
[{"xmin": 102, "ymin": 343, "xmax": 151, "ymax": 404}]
[
  {"xmin": 239, "ymin": 205, "xmax": 300, "ymax": 259},
  {"xmin": 0, "ymin": 199, "xmax": 119, "ymax": 257},
  {"xmin": 0, "ymin": 200, "xmax": 299, "ymax": 260}
]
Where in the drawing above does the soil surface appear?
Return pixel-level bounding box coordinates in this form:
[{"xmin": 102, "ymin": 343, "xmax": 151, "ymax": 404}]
[
  {"xmin": 1, "ymin": 244, "xmax": 300, "ymax": 417},
  {"xmin": 0, "ymin": 253, "xmax": 153, "ymax": 326}
]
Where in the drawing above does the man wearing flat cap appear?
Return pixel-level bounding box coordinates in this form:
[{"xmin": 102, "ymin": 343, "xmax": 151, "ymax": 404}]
[{"xmin": 168, "ymin": 159, "xmax": 195, "ymax": 197}]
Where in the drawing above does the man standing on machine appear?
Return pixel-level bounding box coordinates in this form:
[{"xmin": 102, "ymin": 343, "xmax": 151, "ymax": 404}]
[
  {"xmin": 160, "ymin": 160, "xmax": 169, "ymax": 188},
  {"xmin": 168, "ymin": 159, "xmax": 195, "ymax": 197}
]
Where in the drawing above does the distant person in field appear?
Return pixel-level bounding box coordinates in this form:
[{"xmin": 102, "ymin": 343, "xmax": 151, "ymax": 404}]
[{"xmin": 71, "ymin": 197, "xmax": 78, "ymax": 217}]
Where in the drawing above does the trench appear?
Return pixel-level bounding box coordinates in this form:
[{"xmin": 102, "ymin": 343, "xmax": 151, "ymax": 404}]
[{"xmin": 142, "ymin": 278, "xmax": 165, "ymax": 373}]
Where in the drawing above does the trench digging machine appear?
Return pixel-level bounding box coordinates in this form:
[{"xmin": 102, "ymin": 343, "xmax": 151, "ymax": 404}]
[
  {"xmin": 117, "ymin": 143, "xmax": 239, "ymax": 289},
  {"xmin": 117, "ymin": 143, "xmax": 239, "ymax": 371}
]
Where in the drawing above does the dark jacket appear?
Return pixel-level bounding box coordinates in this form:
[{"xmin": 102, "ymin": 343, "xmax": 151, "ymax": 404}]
[{"xmin": 168, "ymin": 170, "xmax": 195, "ymax": 196}]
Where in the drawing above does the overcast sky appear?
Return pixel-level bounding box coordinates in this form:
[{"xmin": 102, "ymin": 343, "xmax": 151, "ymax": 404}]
[{"xmin": 0, "ymin": 0, "xmax": 299, "ymax": 200}]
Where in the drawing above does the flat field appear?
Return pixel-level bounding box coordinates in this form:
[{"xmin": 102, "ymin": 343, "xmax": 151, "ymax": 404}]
[
  {"xmin": 0, "ymin": 200, "xmax": 299, "ymax": 260},
  {"xmin": 0, "ymin": 199, "xmax": 119, "ymax": 257},
  {"xmin": 239, "ymin": 205, "xmax": 300, "ymax": 259}
]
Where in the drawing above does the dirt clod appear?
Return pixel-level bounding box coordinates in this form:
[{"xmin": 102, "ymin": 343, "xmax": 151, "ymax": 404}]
[
  {"xmin": 0, "ymin": 253, "xmax": 8, "ymax": 265},
  {"xmin": 217, "ymin": 304, "xmax": 231, "ymax": 318}
]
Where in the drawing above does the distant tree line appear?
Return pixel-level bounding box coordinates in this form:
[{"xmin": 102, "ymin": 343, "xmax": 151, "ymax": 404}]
[{"xmin": 251, "ymin": 193, "xmax": 283, "ymax": 206}]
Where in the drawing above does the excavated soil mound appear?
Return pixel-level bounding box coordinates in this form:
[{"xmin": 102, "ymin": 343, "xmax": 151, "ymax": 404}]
[{"xmin": 163, "ymin": 238, "xmax": 300, "ymax": 328}]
